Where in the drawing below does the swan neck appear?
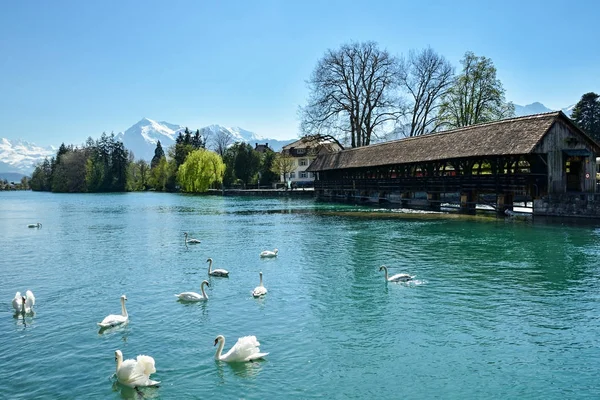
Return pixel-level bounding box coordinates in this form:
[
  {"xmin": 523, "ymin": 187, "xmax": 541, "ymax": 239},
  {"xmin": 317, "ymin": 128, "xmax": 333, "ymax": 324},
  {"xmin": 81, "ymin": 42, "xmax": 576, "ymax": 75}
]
[
  {"xmin": 383, "ymin": 267, "xmax": 389, "ymax": 281},
  {"xmin": 215, "ymin": 338, "xmax": 225, "ymax": 360},
  {"xmin": 116, "ymin": 357, "xmax": 122, "ymax": 373},
  {"xmin": 201, "ymin": 282, "xmax": 208, "ymax": 298},
  {"xmin": 208, "ymin": 259, "xmax": 212, "ymax": 273},
  {"xmin": 259, "ymin": 274, "xmax": 263, "ymax": 286},
  {"xmin": 121, "ymin": 299, "xmax": 128, "ymax": 317}
]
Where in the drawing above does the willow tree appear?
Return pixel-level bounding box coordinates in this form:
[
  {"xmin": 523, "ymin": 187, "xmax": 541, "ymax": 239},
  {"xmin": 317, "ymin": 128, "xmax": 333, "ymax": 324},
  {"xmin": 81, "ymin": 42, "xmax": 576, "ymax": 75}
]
[
  {"xmin": 177, "ymin": 149, "xmax": 225, "ymax": 193},
  {"xmin": 300, "ymin": 41, "xmax": 401, "ymax": 148},
  {"xmin": 438, "ymin": 52, "xmax": 514, "ymax": 129}
]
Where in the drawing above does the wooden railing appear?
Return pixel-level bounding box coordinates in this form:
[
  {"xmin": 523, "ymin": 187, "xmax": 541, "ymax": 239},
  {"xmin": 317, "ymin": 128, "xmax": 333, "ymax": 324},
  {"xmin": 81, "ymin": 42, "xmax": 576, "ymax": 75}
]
[{"xmin": 314, "ymin": 174, "xmax": 546, "ymax": 195}]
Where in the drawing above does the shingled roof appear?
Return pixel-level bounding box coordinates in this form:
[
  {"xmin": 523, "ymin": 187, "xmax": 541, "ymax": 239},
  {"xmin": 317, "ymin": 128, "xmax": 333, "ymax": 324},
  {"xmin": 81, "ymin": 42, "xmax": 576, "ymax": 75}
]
[{"xmin": 307, "ymin": 111, "xmax": 598, "ymax": 172}]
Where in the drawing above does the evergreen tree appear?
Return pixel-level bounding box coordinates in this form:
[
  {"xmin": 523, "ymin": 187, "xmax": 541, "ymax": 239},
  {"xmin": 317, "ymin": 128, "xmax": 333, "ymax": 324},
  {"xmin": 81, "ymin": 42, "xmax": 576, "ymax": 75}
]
[
  {"xmin": 192, "ymin": 129, "xmax": 204, "ymax": 149},
  {"xmin": 183, "ymin": 127, "xmax": 191, "ymax": 145},
  {"xmin": 110, "ymin": 140, "xmax": 129, "ymax": 191},
  {"xmin": 151, "ymin": 140, "xmax": 165, "ymax": 169},
  {"xmin": 571, "ymin": 92, "xmax": 600, "ymax": 142},
  {"xmin": 259, "ymin": 150, "xmax": 278, "ymax": 186},
  {"xmin": 230, "ymin": 143, "xmax": 261, "ymax": 187},
  {"xmin": 30, "ymin": 158, "xmax": 53, "ymax": 191}
]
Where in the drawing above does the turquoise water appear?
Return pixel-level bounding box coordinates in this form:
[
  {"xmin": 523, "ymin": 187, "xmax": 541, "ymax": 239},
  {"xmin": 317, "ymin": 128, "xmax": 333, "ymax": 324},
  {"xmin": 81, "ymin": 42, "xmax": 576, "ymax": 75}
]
[{"xmin": 1, "ymin": 191, "xmax": 600, "ymax": 399}]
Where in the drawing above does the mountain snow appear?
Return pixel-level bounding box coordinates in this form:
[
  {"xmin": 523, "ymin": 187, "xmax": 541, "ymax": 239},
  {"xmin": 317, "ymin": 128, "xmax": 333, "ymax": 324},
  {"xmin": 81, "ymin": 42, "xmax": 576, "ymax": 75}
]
[
  {"xmin": 116, "ymin": 119, "xmax": 294, "ymax": 161},
  {"xmin": 0, "ymin": 138, "xmax": 55, "ymax": 175}
]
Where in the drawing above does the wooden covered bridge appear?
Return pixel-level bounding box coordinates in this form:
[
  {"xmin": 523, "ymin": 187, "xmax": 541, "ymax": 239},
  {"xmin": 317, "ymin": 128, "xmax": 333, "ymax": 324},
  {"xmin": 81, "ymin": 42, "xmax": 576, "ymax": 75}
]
[{"xmin": 306, "ymin": 112, "xmax": 600, "ymax": 216}]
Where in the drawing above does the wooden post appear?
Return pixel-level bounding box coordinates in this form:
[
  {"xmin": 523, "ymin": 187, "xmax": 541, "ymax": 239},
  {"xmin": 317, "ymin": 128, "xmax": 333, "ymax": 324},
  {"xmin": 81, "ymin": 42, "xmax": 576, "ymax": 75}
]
[
  {"xmin": 427, "ymin": 192, "xmax": 441, "ymax": 211},
  {"xmin": 460, "ymin": 190, "xmax": 477, "ymax": 214},
  {"xmin": 401, "ymin": 192, "xmax": 411, "ymax": 207},
  {"xmin": 497, "ymin": 193, "xmax": 514, "ymax": 215}
]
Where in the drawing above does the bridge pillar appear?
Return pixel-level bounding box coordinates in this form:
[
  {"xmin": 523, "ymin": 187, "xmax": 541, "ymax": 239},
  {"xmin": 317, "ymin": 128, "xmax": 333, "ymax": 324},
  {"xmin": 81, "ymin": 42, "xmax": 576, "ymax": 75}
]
[
  {"xmin": 427, "ymin": 192, "xmax": 441, "ymax": 211},
  {"xmin": 460, "ymin": 190, "xmax": 477, "ymax": 214},
  {"xmin": 497, "ymin": 193, "xmax": 514, "ymax": 215},
  {"xmin": 401, "ymin": 192, "xmax": 411, "ymax": 207}
]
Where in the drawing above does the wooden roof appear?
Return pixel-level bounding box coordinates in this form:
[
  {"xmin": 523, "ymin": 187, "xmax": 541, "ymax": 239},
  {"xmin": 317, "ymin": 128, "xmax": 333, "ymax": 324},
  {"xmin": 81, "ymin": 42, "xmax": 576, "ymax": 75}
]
[{"xmin": 307, "ymin": 112, "xmax": 599, "ymax": 172}]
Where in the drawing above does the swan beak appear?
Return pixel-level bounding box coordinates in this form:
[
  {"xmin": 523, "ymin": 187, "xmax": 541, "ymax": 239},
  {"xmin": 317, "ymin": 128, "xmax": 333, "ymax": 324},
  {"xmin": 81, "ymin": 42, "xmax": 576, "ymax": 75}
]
[{"xmin": 213, "ymin": 339, "xmax": 218, "ymax": 346}]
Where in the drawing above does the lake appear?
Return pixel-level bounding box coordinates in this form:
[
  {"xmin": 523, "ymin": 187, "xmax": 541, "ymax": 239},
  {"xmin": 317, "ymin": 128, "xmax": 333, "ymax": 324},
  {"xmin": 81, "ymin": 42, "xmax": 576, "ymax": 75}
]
[{"xmin": 1, "ymin": 191, "xmax": 600, "ymax": 399}]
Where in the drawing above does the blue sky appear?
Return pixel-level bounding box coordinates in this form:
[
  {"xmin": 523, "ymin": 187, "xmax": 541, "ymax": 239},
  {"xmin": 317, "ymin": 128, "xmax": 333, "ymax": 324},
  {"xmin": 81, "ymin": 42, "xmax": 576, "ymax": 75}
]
[{"xmin": 1, "ymin": 0, "xmax": 598, "ymax": 146}]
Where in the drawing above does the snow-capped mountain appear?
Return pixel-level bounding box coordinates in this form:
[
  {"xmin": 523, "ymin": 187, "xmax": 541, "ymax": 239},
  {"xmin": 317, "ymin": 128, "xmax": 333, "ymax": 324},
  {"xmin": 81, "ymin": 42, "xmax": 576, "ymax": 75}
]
[
  {"xmin": 116, "ymin": 118, "xmax": 295, "ymax": 161},
  {"xmin": 0, "ymin": 138, "xmax": 55, "ymax": 176},
  {"xmin": 561, "ymin": 104, "xmax": 576, "ymax": 117},
  {"xmin": 114, "ymin": 118, "xmax": 185, "ymax": 160},
  {"xmin": 513, "ymin": 102, "xmax": 575, "ymax": 117}
]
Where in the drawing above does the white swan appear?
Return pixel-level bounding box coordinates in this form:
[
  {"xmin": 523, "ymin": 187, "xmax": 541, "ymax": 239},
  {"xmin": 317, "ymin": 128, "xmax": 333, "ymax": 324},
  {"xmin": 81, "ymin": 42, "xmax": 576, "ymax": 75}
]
[
  {"xmin": 214, "ymin": 335, "xmax": 269, "ymax": 362},
  {"xmin": 252, "ymin": 272, "xmax": 267, "ymax": 297},
  {"xmin": 184, "ymin": 232, "xmax": 201, "ymax": 244},
  {"xmin": 260, "ymin": 249, "xmax": 278, "ymax": 258},
  {"xmin": 98, "ymin": 295, "xmax": 128, "ymax": 328},
  {"xmin": 114, "ymin": 350, "xmax": 160, "ymax": 388},
  {"xmin": 12, "ymin": 290, "xmax": 35, "ymax": 313},
  {"xmin": 175, "ymin": 280, "xmax": 209, "ymax": 301},
  {"xmin": 207, "ymin": 258, "xmax": 229, "ymax": 277},
  {"xmin": 27, "ymin": 223, "xmax": 42, "ymax": 228},
  {"xmin": 379, "ymin": 265, "xmax": 413, "ymax": 282}
]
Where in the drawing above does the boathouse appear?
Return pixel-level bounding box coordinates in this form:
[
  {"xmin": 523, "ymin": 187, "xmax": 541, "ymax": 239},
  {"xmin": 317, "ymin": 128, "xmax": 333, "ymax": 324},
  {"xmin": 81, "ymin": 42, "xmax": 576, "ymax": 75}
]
[{"xmin": 306, "ymin": 112, "xmax": 600, "ymax": 217}]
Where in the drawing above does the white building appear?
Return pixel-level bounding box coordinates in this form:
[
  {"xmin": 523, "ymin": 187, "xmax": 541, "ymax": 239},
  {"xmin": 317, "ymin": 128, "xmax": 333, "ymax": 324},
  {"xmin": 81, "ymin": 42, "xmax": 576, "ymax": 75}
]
[{"xmin": 280, "ymin": 135, "xmax": 343, "ymax": 187}]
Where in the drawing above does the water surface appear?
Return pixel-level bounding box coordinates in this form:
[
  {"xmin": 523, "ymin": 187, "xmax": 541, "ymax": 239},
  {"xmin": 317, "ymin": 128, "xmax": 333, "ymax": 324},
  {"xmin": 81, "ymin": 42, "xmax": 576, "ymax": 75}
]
[{"xmin": 1, "ymin": 192, "xmax": 599, "ymax": 399}]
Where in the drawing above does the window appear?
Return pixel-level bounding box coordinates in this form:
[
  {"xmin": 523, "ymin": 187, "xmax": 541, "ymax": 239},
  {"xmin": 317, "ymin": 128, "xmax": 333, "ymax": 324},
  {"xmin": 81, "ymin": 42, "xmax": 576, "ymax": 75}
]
[
  {"xmin": 290, "ymin": 172, "xmax": 295, "ymax": 178},
  {"xmin": 300, "ymin": 172, "xmax": 307, "ymax": 178},
  {"xmin": 299, "ymin": 159, "xmax": 307, "ymax": 166}
]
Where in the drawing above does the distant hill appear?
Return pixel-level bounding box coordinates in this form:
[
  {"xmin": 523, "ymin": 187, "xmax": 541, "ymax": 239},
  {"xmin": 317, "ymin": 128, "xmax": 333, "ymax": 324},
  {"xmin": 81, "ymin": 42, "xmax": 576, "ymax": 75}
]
[
  {"xmin": 0, "ymin": 171, "xmax": 27, "ymax": 182},
  {"xmin": 514, "ymin": 102, "xmax": 575, "ymax": 117}
]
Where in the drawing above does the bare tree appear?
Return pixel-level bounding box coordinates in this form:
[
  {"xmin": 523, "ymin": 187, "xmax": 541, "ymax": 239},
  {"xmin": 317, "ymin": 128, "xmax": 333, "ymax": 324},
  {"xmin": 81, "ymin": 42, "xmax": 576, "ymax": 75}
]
[
  {"xmin": 399, "ymin": 47, "xmax": 454, "ymax": 136},
  {"xmin": 208, "ymin": 128, "xmax": 233, "ymax": 156},
  {"xmin": 271, "ymin": 153, "xmax": 296, "ymax": 187},
  {"xmin": 300, "ymin": 41, "xmax": 402, "ymax": 148}
]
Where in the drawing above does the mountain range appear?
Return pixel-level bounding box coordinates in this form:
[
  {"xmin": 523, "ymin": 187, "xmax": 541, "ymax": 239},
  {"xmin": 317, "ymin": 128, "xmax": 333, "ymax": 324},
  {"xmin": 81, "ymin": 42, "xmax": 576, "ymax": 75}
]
[
  {"xmin": 0, "ymin": 102, "xmax": 579, "ymax": 178},
  {"xmin": 0, "ymin": 138, "xmax": 56, "ymax": 180},
  {"xmin": 114, "ymin": 118, "xmax": 294, "ymax": 161},
  {"xmin": 514, "ymin": 102, "xmax": 575, "ymax": 117}
]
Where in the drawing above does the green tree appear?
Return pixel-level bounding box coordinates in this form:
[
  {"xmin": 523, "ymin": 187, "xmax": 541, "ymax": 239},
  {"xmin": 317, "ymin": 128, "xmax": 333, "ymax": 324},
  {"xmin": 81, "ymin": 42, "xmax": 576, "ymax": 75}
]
[
  {"xmin": 52, "ymin": 149, "xmax": 88, "ymax": 192},
  {"xmin": 271, "ymin": 153, "xmax": 296, "ymax": 187},
  {"xmin": 149, "ymin": 157, "xmax": 172, "ymax": 191},
  {"xmin": 110, "ymin": 140, "xmax": 129, "ymax": 191},
  {"xmin": 438, "ymin": 52, "xmax": 514, "ymax": 129},
  {"xmin": 20, "ymin": 176, "xmax": 29, "ymax": 190},
  {"xmin": 571, "ymin": 92, "xmax": 600, "ymax": 142},
  {"xmin": 30, "ymin": 158, "xmax": 53, "ymax": 191},
  {"xmin": 231, "ymin": 143, "xmax": 261, "ymax": 187},
  {"xmin": 177, "ymin": 149, "xmax": 225, "ymax": 193},
  {"xmin": 127, "ymin": 159, "xmax": 150, "ymax": 191},
  {"xmin": 151, "ymin": 140, "xmax": 165, "ymax": 169},
  {"xmin": 258, "ymin": 150, "xmax": 278, "ymax": 186}
]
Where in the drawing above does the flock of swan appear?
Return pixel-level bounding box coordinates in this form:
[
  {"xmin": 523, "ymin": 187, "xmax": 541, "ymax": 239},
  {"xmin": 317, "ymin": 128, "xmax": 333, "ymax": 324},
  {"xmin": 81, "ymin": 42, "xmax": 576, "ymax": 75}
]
[{"xmin": 15, "ymin": 225, "xmax": 413, "ymax": 390}]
